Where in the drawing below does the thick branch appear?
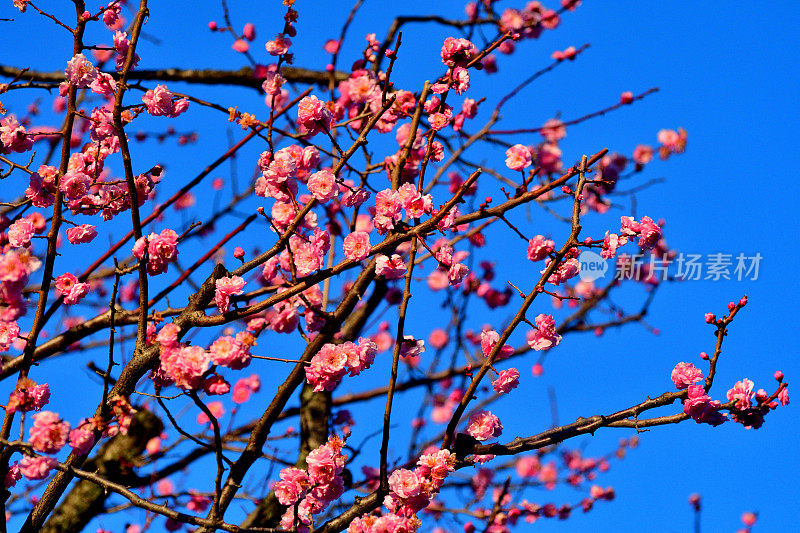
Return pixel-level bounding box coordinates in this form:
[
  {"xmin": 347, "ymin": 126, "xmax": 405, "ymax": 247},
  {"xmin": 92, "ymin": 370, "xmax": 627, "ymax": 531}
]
[{"xmin": 0, "ymin": 65, "xmax": 346, "ymax": 90}]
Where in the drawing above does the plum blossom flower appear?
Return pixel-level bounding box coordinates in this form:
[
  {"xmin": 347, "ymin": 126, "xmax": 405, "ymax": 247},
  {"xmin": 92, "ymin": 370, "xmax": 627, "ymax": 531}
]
[
  {"xmin": 466, "ymin": 410, "xmax": 503, "ymax": 441},
  {"xmin": 142, "ymin": 85, "xmax": 189, "ymax": 118},
  {"xmin": 637, "ymin": 216, "xmax": 662, "ymax": 250},
  {"xmin": 429, "ymin": 108, "xmax": 453, "ymax": 131},
  {"xmin": 214, "ymin": 276, "xmax": 246, "ymax": 314},
  {"xmin": 671, "ymin": 362, "xmax": 704, "ymax": 389},
  {"xmin": 262, "ymin": 71, "xmax": 286, "ymax": 96},
  {"xmin": 19, "ymin": 456, "xmax": 57, "ymax": 480},
  {"xmin": 274, "ymin": 467, "xmax": 311, "ymax": 505},
  {"xmin": 196, "ymin": 401, "xmax": 225, "ymax": 425},
  {"xmin": 102, "ymin": 2, "xmax": 121, "ymax": 29},
  {"xmin": 29, "ymin": 411, "xmax": 70, "ymax": 454},
  {"xmin": 441, "ymin": 37, "xmax": 478, "ymax": 66},
  {"xmin": 601, "ymin": 231, "xmax": 627, "ymax": 259},
  {"xmin": 0, "ymin": 320, "xmax": 20, "ymax": 351},
  {"xmin": 64, "ymin": 54, "xmax": 97, "ymax": 87},
  {"xmin": 297, "ymin": 95, "xmax": 334, "ymax": 137},
  {"xmin": 526, "ymin": 235, "xmax": 554, "ymax": 262},
  {"xmin": 620, "ymin": 215, "xmax": 641, "ymax": 236},
  {"xmin": 204, "ymin": 375, "xmax": 231, "ymax": 395},
  {"xmin": 66, "ymin": 224, "xmax": 97, "ymax": 245},
  {"xmin": 480, "ymin": 329, "xmax": 514, "ymax": 360},
  {"xmin": 727, "ymin": 378, "xmax": 755, "ymax": 410},
  {"xmin": 778, "ymin": 386, "xmax": 789, "ymax": 406},
  {"xmin": 232, "ymin": 374, "xmax": 261, "ymax": 404},
  {"xmin": 159, "ymin": 344, "xmax": 211, "ymax": 390},
  {"xmin": 307, "ymin": 170, "xmax": 338, "ymax": 202},
  {"xmin": 492, "ymin": 368, "xmax": 520, "ymax": 394},
  {"xmin": 7, "ymin": 218, "xmax": 35, "ymax": 248},
  {"xmin": 375, "ymin": 254, "xmax": 406, "ymax": 279},
  {"xmin": 684, "ymin": 384, "xmax": 727, "ymax": 426},
  {"xmin": 540, "ymin": 118, "xmax": 566, "ymax": 141},
  {"xmin": 527, "ymin": 314, "xmax": 562, "ymax": 351},
  {"xmin": 54, "ymin": 273, "xmax": 91, "ymax": 305},
  {"xmin": 68, "ymin": 426, "xmax": 95, "ymax": 456},
  {"xmin": 343, "ymin": 231, "xmax": 371, "ymax": 261},
  {"xmin": 1, "ymin": 115, "xmax": 34, "ymax": 154},
  {"xmin": 633, "ymin": 145, "xmax": 654, "ymax": 165},
  {"xmin": 416, "ymin": 448, "xmax": 456, "ymax": 484},
  {"xmin": 306, "ymin": 343, "xmax": 348, "ymax": 392},
  {"xmin": 265, "ymin": 33, "xmax": 292, "ymax": 56},
  {"xmin": 305, "ymin": 338, "xmax": 376, "ymax": 392},
  {"xmin": 543, "ymin": 256, "xmax": 580, "ymax": 285},
  {"xmin": 59, "ymin": 171, "xmax": 91, "ymax": 200},
  {"xmin": 388, "ymin": 469, "xmax": 422, "ymax": 499},
  {"xmin": 7, "ymin": 379, "xmax": 50, "ymax": 413},
  {"xmin": 133, "ymin": 229, "xmax": 179, "ymax": 275},
  {"xmin": 209, "ymin": 334, "xmax": 251, "ymax": 369},
  {"xmin": 448, "ymin": 263, "xmax": 469, "ymax": 286},
  {"xmin": 428, "ymin": 328, "xmax": 449, "ymax": 349},
  {"xmin": 505, "ymin": 144, "xmax": 532, "ymax": 171}
]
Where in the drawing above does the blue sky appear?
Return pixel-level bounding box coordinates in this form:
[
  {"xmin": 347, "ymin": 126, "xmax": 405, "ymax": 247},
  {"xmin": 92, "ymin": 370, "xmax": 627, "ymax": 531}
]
[{"xmin": 1, "ymin": 1, "xmax": 798, "ymax": 531}]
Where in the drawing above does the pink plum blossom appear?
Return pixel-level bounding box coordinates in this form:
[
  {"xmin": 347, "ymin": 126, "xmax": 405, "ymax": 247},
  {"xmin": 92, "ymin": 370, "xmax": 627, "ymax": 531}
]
[
  {"xmin": 388, "ymin": 469, "xmax": 422, "ymax": 499},
  {"xmin": 727, "ymin": 378, "xmax": 755, "ymax": 410},
  {"xmin": 66, "ymin": 224, "xmax": 97, "ymax": 245},
  {"xmin": 142, "ymin": 85, "xmax": 189, "ymax": 118},
  {"xmin": 132, "ymin": 229, "xmax": 179, "ymax": 275},
  {"xmin": 671, "ymin": 362, "xmax": 704, "ymax": 389},
  {"xmin": 307, "ymin": 170, "xmax": 338, "ymax": 202},
  {"xmin": 19, "ymin": 456, "xmax": 57, "ymax": 480},
  {"xmin": 540, "ymin": 118, "xmax": 566, "ymax": 142},
  {"xmin": 0, "ymin": 321, "xmax": 20, "ymax": 351},
  {"xmin": 68, "ymin": 426, "xmax": 95, "ymax": 456},
  {"xmin": 159, "ymin": 344, "xmax": 211, "ymax": 390},
  {"xmin": 64, "ymin": 53, "xmax": 97, "ymax": 87},
  {"xmin": 526, "ymin": 235, "xmax": 554, "ymax": 262},
  {"xmin": 297, "ymin": 95, "xmax": 334, "ymax": 137},
  {"xmin": 54, "ymin": 273, "xmax": 91, "ymax": 305},
  {"xmin": 441, "ymin": 37, "xmax": 478, "ymax": 66},
  {"xmin": 505, "ymin": 144, "xmax": 532, "ymax": 171},
  {"xmin": 466, "ymin": 410, "xmax": 503, "ymax": 441},
  {"xmin": 492, "ymin": 368, "xmax": 520, "ymax": 394},
  {"xmin": 29, "ymin": 411, "xmax": 70, "ymax": 454},
  {"xmin": 684, "ymin": 384, "xmax": 727, "ymax": 426},
  {"xmin": 214, "ymin": 275, "xmax": 246, "ymax": 314},
  {"xmin": 265, "ymin": 34, "xmax": 292, "ymax": 56},
  {"xmin": 209, "ymin": 334, "xmax": 251, "ymax": 369},
  {"xmin": 7, "ymin": 218, "xmax": 34, "ymax": 248},
  {"xmin": 527, "ymin": 314, "xmax": 562, "ymax": 351},
  {"xmin": 343, "ymin": 231, "xmax": 371, "ymax": 261},
  {"xmin": 375, "ymin": 254, "xmax": 406, "ymax": 279}
]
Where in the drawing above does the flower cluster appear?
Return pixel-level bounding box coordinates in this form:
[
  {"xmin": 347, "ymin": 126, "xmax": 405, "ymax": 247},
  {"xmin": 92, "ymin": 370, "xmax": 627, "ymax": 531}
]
[
  {"xmin": 132, "ymin": 229, "xmax": 179, "ymax": 276},
  {"xmin": 54, "ymin": 273, "xmax": 91, "ymax": 305},
  {"xmin": 277, "ymin": 435, "xmax": 348, "ymax": 531},
  {"xmin": 6, "ymin": 379, "xmax": 50, "ymax": 413},
  {"xmin": 305, "ymin": 338, "xmax": 378, "ymax": 392},
  {"xmin": 142, "ymin": 85, "xmax": 190, "ymax": 118},
  {"xmin": 683, "ymin": 385, "xmax": 727, "ymax": 426},
  {"xmin": 620, "ymin": 215, "xmax": 662, "ymax": 250}
]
